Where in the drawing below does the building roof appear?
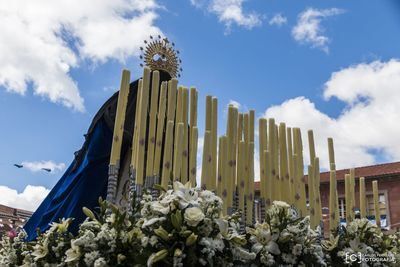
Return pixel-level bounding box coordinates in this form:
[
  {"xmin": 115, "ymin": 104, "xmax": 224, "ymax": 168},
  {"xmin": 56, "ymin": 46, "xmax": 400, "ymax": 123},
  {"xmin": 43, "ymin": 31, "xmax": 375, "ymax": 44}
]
[
  {"xmin": 318, "ymin": 161, "xmax": 400, "ymax": 183},
  {"xmin": 254, "ymin": 161, "xmax": 400, "ymax": 190}
]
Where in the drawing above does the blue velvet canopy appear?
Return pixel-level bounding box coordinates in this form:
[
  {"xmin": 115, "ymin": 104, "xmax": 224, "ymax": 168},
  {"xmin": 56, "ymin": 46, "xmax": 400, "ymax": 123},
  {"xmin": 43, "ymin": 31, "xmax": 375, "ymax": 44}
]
[{"xmin": 24, "ymin": 71, "xmax": 171, "ymax": 241}]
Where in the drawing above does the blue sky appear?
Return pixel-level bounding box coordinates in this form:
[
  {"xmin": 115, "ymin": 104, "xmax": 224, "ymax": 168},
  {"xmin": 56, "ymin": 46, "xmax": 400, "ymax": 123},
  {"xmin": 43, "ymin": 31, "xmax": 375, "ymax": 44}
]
[{"xmin": 1, "ymin": 0, "xmax": 400, "ymax": 210}]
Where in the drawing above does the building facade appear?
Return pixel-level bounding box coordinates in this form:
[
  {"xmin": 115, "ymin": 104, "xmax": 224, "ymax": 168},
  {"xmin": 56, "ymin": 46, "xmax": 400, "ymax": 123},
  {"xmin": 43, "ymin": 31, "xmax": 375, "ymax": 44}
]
[
  {"xmin": 255, "ymin": 161, "xmax": 400, "ymax": 233},
  {"xmin": 0, "ymin": 204, "xmax": 33, "ymax": 235}
]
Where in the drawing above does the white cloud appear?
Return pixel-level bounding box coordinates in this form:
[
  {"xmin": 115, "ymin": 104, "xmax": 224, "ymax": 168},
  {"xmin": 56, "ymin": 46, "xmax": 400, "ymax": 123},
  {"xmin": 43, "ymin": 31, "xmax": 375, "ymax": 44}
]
[
  {"xmin": 263, "ymin": 59, "xmax": 400, "ymax": 170},
  {"xmin": 228, "ymin": 99, "xmax": 241, "ymax": 109},
  {"xmin": 21, "ymin": 160, "xmax": 66, "ymax": 173},
  {"xmin": 0, "ymin": 185, "xmax": 50, "ymax": 211},
  {"xmin": 269, "ymin": 13, "xmax": 287, "ymax": 26},
  {"xmin": 190, "ymin": 0, "xmax": 262, "ymax": 33},
  {"xmin": 292, "ymin": 7, "xmax": 344, "ymax": 53},
  {"xmin": 0, "ymin": 0, "xmax": 162, "ymax": 111}
]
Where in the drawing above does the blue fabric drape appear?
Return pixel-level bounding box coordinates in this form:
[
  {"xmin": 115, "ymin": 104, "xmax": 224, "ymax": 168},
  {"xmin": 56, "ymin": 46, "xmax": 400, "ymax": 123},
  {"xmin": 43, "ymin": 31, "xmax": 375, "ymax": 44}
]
[{"xmin": 24, "ymin": 117, "xmax": 112, "ymax": 241}]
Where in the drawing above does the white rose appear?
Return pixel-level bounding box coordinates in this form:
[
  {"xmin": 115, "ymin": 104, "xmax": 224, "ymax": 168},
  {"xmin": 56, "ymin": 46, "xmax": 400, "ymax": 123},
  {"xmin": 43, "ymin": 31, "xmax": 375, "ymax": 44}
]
[{"xmin": 184, "ymin": 207, "xmax": 205, "ymax": 227}]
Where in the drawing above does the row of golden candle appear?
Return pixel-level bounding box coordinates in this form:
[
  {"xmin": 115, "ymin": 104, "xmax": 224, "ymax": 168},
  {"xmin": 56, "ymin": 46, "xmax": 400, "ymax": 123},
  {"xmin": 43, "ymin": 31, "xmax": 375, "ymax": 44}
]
[
  {"xmin": 328, "ymin": 139, "xmax": 382, "ymax": 230},
  {"xmin": 108, "ymin": 68, "xmax": 382, "ymax": 229},
  {"xmin": 108, "ymin": 67, "xmax": 199, "ymax": 202}
]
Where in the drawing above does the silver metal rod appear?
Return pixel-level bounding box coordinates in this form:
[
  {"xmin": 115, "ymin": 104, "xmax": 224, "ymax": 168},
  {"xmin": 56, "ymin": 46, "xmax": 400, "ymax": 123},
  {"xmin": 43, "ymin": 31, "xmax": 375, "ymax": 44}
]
[{"xmin": 106, "ymin": 163, "xmax": 119, "ymax": 204}]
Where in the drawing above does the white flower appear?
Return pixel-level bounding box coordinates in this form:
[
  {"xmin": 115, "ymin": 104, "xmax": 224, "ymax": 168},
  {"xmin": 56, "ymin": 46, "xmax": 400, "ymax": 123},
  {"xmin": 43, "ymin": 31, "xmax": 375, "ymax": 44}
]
[
  {"xmin": 106, "ymin": 213, "xmax": 116, "ymax": 224},
  {"xmin": 292, "ymin": 244, "xmax": 303, "ymax": 256},
  {"xmin": 94, "ymin": 257, "xmax": 108, "ymax": 267},
  {"xmin": 199, "ymin": 237, "xmax": 225, "ymax": 259},
  {"xmin": 282, "ymin": 253, "xmax": 296, "ymax": 264},
  {"xmin": 173, "ymin": 181, "xmax": 199, "ymax": 209},
  {"xmin": 349, "ymin": 238, "xmax": 368, "ymax": 253},
  {"xmin": 48, "ymin": 218, "xmax": 72, "ymax": 233},
  {"xmin": 65, "ymin": 242, "xmax": 81, "ymax": 263},
  {"xmin": 232, "ymin": 246, "xmax": 256, "ymax": 262},
  {"xmin": 142, "ymin": 217, "xmax": 166, "ymax": 228},
  {"xmin": 159, "ymin": 191, "xmax": 177, "ymax": 205},
  {"xmin": 151, "ymin": 201, "xmax": 170, "ymax": 215},
  {"xmin": 149, "ymin": 235, "xmax": 158, "ymax": 246},
  {"xmin": 215, "ymin": 218, "xmax": 228, "ymax": 236},
  {"xmin": 184, "ymin": 207, "xmax": 205, "ymax": 227},
  {"xmin": 272, "ymin": 200, "xmax": 290, "ymax": 208},
  {"xmin": 31, "ymin": 239, "xmax": 49, "ymax": 261},
  {"xmin": 84, "ymin": 251, "xmax": 100, "ymax": 266},
  {"xmin": 141, "ymin": 236, "xmax": 149, "ymax": 247}
]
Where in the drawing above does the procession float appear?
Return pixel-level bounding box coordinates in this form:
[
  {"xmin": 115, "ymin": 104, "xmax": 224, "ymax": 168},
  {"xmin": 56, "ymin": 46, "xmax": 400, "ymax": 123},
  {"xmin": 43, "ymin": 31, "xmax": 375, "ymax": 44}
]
[{"xmin": 1, "ymin": 37, "xmax": 399, "ymax": 266}]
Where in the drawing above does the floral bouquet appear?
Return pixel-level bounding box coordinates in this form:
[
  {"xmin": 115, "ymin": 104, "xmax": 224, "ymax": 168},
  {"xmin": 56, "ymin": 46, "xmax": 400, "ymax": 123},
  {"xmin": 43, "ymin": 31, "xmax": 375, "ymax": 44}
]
[
  {"xmin": 1, "ymin": 183, "xmax": 399, "ymax": 266},
  {"xmin": 246, "ymin": 201, "xmax": 326, "ymax": 266},
  {"xmin": 322, "ymin": 218, "xmax": 399, "ymax": 266}
]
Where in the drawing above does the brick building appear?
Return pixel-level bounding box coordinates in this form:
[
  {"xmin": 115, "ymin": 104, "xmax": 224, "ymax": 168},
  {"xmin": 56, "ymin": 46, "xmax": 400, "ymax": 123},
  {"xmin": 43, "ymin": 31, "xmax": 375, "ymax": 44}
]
[
  {"xmin": 0, "ymin": 204, "xmax": 33, "ymax": 235},
  {"xmin": 254, "ymin": 161, "xmax": 400, "ymax": 232}
]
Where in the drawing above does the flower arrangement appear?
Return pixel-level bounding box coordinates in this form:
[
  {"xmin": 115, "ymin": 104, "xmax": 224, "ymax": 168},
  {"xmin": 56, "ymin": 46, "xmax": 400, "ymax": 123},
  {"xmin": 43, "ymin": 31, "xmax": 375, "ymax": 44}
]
[
  {"xmin": 0, "ymin": 183, "xmax": 399, "ymax": 266},
  {"xmin": 246, "ymin": 201, "xmax": 326, "ymax": 266},
  {"xmin": 322, "ymin": 218, "xmax": 400, "ymax": 266}
]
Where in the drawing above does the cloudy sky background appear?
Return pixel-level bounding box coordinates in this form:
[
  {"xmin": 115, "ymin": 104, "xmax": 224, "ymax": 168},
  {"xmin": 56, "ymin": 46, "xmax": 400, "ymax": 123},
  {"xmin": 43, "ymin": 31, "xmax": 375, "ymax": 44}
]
[{"xmin": 1, "ymin": 0, "xmax": 400, "ymax": 211}]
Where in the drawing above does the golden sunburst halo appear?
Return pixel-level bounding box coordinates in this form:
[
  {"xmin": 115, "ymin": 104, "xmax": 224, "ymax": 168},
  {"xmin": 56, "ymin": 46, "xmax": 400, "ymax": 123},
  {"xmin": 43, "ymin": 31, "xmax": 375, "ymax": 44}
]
[{"xmin": 140, "ymin": 35, "xmax": 182, "ymax": 78}]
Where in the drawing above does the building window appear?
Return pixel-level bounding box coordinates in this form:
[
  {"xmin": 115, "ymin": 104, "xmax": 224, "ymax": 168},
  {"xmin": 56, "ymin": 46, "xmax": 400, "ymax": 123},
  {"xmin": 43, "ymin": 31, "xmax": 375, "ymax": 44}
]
[
  {"xmin": 366, "ymin": 194, "xmax": 387, "ymax": 219},
  {"xmin": 337, "ymin": 193, "xmax": 388, "ymax": 227}
]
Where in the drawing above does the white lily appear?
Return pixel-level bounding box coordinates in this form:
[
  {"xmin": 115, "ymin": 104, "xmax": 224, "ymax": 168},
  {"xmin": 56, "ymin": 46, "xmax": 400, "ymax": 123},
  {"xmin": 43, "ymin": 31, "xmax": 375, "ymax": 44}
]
[
  {"xmin": 173, "ymin": 181, "xmax": 199, "ymax": 209},
  {"xmin": 142, "ymin": 217, "xmax": 166, "ymax": 228}
]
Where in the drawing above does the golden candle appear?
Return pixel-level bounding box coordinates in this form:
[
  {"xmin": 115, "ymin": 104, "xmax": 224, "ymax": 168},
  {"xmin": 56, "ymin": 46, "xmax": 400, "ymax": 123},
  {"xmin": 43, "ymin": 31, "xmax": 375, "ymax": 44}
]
[
  {"xmin": 247, "ymin": 142, "xmax": 255, "ymax": 225},
  {"xmin": 328, "ymin": 137, "xmax": 336, "ymax": 171},
  {"xmin": 268, "ymin": 118, "xmax": 276, "ymax": 202},
  {"xmin": 153, "ymin": 82, "xmax": 167, "ymax": 177},
  {"xmin": 287, "ymin": 127, "xmax": 295, "ymax": 205},
  {"xmin": 249, "ymin": 110, "xmax": 255, "ymax": 142},
  {"xmin": 217, "ymin": 135, "xmax": 225, "ymax": 196},
  {"xmin": 372, "ymin": 180, "xmax": 381, "ymax": 227},
  {"xmin": 201, "ymin": 130, "xmax": 212, "ymax": 189},
  {"xmin": 335, "ymin": 190, "xmax": 340, "ymax": 227},
  {"xmin": 226, "ymin": 105, "xmax": 238, "ymax": 211},
  {"xmin": 232, "ymin": 108, "xmax": 239, "ymax": 189},
  {"xmin": 237, "ymin": 113, "xmax": 244, "ymax": 189},
  {"xmin": 307, "ymin": 130, "xmax": 316, "ymax": 165},
  {"xmin": 219, "ymin": 136, "xmax": 228, "ymax": 213},
  {"xmin": 350, "ymin": 168, "xmax": 356, "ymax": 219},
  {"xmin": 161, "ymin": 121, "xmax": 174, "ymax": 189},
  {"xmin": 274, "ymin": 125, "xmax": 281, "ymax": 201},
  {"xmin": 180, "ymin": 87, "xmax": 189, "ymax": 182},
  {"xmin": 329, "ymin": 170, "xmax": 338, "ymax": 231},
  {"xmin": 359, "ymin": 177, "xmax": 366, "ymax": 218},
  {"xmin": 145, "ymin": 71, "xmax": 160, "ymax": 180},
  {"xmin": 259, "ymin": 118, "xmax": 267, "ymax": 201},
  {"xmin": 293, "ymin": 128, "xmax": 307, "ymax": 216},
  {"xmin": 110, "ymin": 69, "xmax": 131, "ymax": 166},
  {"xmin": 167, "ymin": 79, "xmax": 178, "ymax": 122},
  {"xmin": 188, "ymin": 127, "xmax": 198, "ymax": 187},
  {"xmin": 308, "ymin": 165, "xmax": 316, "ymax": 228},
  {"xmin": 189, "ymin": 87, "xmax": 198, "ymax": 129},
  {"xmin": 293, "ymin": 153, "xmax": 300, "ymax": 211},
  {"xmin": 238, "ymin": 141, "xmax": 246, "ymax": 211},
  {"xmin": 173, "ymin": 122, "xmax": 184, "ymax": 182},
  {"xmin": 313, "ymin": 157, "xmax": 322, "ymax": 227},
  {"xmin": 135, "ymin": 67, "xmax": 151, "ymax": 186},
  {"xmin": 175, "ymin": 87, "xmax": 183, "ymax": 124},
  {"xmin": 265, "ymin": 150, "xmax": 272, "ymax": 207},
  {"xmin": 279, "ymin": 123, "xmax": 289, "ymax": 203},
  {"xmin": 345, "ymin": 174, "xmax": 353, "ymax": 223},
  {"xmin": 131, "ymin": 79, "xmax": 143, "ymax": 169},
  {"xmin": 210, "ymin": 97, "xmax": 218, "ymax": 189},
  {"xmin": 237, "ymin": 113, "xmax": 244, "ymax": 142},
  {"xmin": 205, "ymin": 96, "xmax": 212, "ymax": 131}
]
